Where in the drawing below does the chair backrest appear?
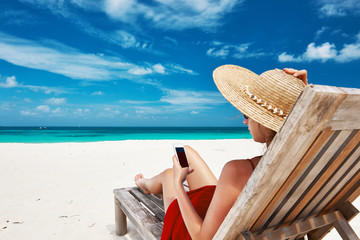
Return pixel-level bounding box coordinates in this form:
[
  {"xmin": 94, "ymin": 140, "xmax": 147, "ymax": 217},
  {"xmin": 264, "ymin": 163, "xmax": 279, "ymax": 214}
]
[{"xmin": 214, "ymin": 84, "xmax": 360, "ymax": 240}]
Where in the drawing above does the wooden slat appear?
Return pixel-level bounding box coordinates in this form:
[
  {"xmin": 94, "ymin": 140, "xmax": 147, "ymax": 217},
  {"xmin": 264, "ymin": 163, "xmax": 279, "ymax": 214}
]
[
  {"xmin": 301, "ymin": 149, "xmax": 360, "ymax": 220},
  {"xmin": 347, "ymin": 179, "xmax": 360, "ymax": 204},
  {"xmin": 256, "ymin": 130, "xmax": 352, "ymax": 233},
  {"xmin": 334, "ymin": 219, "xmax": 360, "ymax": 240},
  {"xmin": 113, "ymin": 188, "xmax": 163, "ymax": 240},
  {"xmin": 324, "ymin": 169, "xmax": 360, "ymax": 212},
  {"xmin": 143, "ymin": 192, "xmax": 164, "ymax": 210},
  {"xmin": 251, "ymin": 129, "xmax": 334, "ymax": 232},
  {"xmin": 279, "ymin": 130, "xmax": 360, "ymax": 226},
  {"xmin": 241, "ymin": 231, "xmax": 256, "ymax": 240},
  {"xmin": 263, "ymin": 129, "xmax": 349, "ymax": 230},
  {"xmin": 303, "ymin": 138, "xmax": 360, "ymax": 213},
  {"xmin": 214, "ymin": 85, "xmax": 347, "ymax": 240},
  {"xmin": 340, "ymin": 201, "xmax": 360, "ymax": 220},
  {"xmin": 308, "ymin": 201, "xmax": 360, "ymax": 239},
  {"xmin": 130, "ymin": 188, "xmax": 166, "ymax": 221},
  {"xmin": 284, "ymin": 146, "xmax": 360, "ymax": 239},
  {"xmin": 328, "ymin": 120, "xmax": 360, "ymax": 131},
  {"xmin": 300, "ymin": 142, "xmax": 360, "ymax": 219},
  {"xmin": 254, "ymin": 211, "xmax": 344, "ymax": 240}
]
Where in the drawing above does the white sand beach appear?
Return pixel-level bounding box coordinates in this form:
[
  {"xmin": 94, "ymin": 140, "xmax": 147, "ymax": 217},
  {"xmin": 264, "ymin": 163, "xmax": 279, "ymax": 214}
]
[{"xmin": 0, "ymin": 140, "xmax": 359, "ymax": 240}]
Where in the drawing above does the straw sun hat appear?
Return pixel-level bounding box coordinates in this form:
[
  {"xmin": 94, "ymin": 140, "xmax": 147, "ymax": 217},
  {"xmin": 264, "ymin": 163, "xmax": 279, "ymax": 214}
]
[{"xmin": 213, "ymin": 64, "xmax": 306, "ymax": 132}]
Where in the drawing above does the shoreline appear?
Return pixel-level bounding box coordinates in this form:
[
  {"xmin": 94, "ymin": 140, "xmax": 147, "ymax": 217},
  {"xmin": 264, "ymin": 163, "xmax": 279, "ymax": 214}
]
[
  {"xmin": 0, "ymin": 127, "xmax": 252, "ymax": 144},
  {"xmin": 0, "ymin": 140, "xmax": 358, "ymax": 239},
  {"xmin": 0, "ymin": 138, "xmax": 253, "ymax": 144}
]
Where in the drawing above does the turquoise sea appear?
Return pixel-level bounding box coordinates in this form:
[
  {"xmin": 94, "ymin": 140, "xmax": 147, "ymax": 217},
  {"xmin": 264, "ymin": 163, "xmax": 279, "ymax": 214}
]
[{"xmin": 0, "ymin": 127, "xmax": 251, "ymax": 143}]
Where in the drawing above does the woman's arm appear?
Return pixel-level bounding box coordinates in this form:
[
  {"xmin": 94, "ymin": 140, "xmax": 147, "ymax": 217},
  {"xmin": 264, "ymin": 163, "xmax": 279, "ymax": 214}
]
[
  {"xmin": 172, "ymin": 156, "xmax": 203, "ymax": 237},
  {"xmin": 173, "ymin": 157, "xmax": 254, "ymax": 240}
]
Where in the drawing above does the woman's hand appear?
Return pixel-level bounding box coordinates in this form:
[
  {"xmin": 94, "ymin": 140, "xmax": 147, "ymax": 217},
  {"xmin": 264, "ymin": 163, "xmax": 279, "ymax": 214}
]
[
  {"xmin": 172, "ymin": 155, "xmax": 193, "ymax": 189},
  {"xmin": 283, "ymin": 68, "xmax": 308, "ymax": 85}
]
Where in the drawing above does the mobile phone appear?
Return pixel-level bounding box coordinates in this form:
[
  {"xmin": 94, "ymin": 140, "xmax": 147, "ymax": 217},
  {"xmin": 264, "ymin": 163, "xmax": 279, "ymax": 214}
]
[{"xmin": 173, "ymin": 143, "xmax": 189, "ymax": 168}]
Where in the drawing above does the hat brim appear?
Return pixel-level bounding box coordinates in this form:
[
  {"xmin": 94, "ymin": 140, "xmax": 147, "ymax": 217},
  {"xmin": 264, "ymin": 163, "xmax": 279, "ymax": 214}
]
[{"xmin": 213, "ymin": 64, "xmax": 283, "ymax": 132}]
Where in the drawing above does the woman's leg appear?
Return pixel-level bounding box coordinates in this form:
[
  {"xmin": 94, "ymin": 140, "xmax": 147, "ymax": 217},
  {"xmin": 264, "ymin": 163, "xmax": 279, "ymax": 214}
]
[
  {"xmin": 184, "ymin": 145, "xmax": 217, "ymax": 190},
  {"xmin": 134, "ymin": 169, "xmax": 177, "ymax": 211},
  {"xmin": 134, "ymin": 145, "xmax": 217, "ymax": 209}
]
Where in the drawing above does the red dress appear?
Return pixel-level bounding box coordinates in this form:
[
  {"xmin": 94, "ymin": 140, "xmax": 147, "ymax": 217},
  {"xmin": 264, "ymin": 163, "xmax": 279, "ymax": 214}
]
[
  {"xmin": 161, "ymin": 158, "xmax": 256, "ymax": 239},
  {"xmin": 161, "ymin": 185, "xmax": 216, "ymax": 240}
]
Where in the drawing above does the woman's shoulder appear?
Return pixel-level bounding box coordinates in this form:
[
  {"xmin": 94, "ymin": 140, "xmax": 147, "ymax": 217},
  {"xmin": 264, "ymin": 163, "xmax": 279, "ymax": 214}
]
[{"xmin": 222, "ymin": 155, "xmax": 262, "ymax": 173}]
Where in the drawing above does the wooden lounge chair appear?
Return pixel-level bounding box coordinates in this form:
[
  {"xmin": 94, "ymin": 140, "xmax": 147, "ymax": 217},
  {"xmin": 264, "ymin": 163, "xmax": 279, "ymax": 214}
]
[
  {"xmin": 113, "ymin": 187, "xmax": 165, "ymax": 239},
  {"xmin": 113, "ymin": 84, "xmax": 360, "ymax": 240}
]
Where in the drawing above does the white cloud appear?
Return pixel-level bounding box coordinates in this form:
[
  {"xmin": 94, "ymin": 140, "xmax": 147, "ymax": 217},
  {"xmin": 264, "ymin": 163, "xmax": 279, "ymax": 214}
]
[
  {"xmin": 52, "ymin": 107, "xmax": 62, "ymax": 114},
  {"xmin": 91, "ymin": 91, "xmax": 104, "ymax": 96},
  {"xmin": 128, "ymin": 63, "xmax": 193, "ymax": 75},
  {"xmin": 164, "ymin": 37, "xmax": 178, "ymax": 46},
  {"xmin": 128, "ymin": 67, "xmax": 153, "ymax": 75},
  {"xmin": 71, "ymin": 108, "xmax": 91, "ymax": 117},
  {"xmin": 320, "ymin": 4, "xmax": 346, "ymax": 16},
  {"xmin": 0, "ymin": 74, "xmax": 71, "ymax": 94},
  {"xmin": 96, "ymin": 107, "xmax": 121, "ymax": 118},
  {"xmin": 135, "ymin": 109, "xmax": 145, "ymax": 114},
  {"xmin": 27, "ymin": 85, "xmax": 69, "ymax": 94},
  {"xmin": 0, "ymin": 32, "xmax": 190, "ymax": 82},
  {"xmin": 19, "ymin": 0, "xmax": 71, "ymax": 17},
  {"xmin": 45, "ymin": 97, "xmax": 67, "ymax": 105},
  {"xmin": 1, "ymin": 103, "xmax": 15, "ymax": 111},
  {"xmin": 315, "ymin": 26, "xmax": 329, "ymax": 40},
  {"xmin": 119, "ymin": 100, "xmax": 155, "ymax": 105},
  {"xmin": 278, "ymin": 37, "xmax": 360, "ymax": 63},
  {"xmin": 160, "ymin": 89, "xmax": 226, "ymax": 106},
  {"xmin": 20, "ymin": 0, "xmax": 242, "ymax": 32},
  {"xmin": 207, "ymin": 47, "xmax": 229, "ymax": 58},
  {"xmin": 153, "ymin": 64, "xmax": 165, "ymax": 74},
  {"xmin": 167, "ymin": 64, "xmax": 197, "ymax": 75},
  {"xmin": 118, "ymin": 88, "xmax": 227, "ymax": 116},
  {"xmin": 337, "ymin": 43, "xmax": 360, "ymax": 62},
  {"xmin": 0, "ymin": 76, "xmax": 19, "ymax": 88},
  {"xmin": 19, "ymin": 0, "xmax": 156, "ymax": 53},
  {"xmin": 133, "ymin": 106, "xmax": 166, "ymax": 115},
  {"xmin": 304, "ymin": 42, "xmax": 337, "ymax": 62},
  {"xmin": 0, "ymin": 9, "xmax": 38, "ymax": 26},
  {"xmin": 317, "ymin": 0, "xmax": 360, "ymax": 17},
  {"xmin": 0, "ymin": 32, "xmax": 133, "ymax": 80},
  {"xmin": 127, "ymin": 63, "xmax": 196, "ymax": 76},
  {"xmin": 20, "ymin": 110, "xmax": 36, "ymax": 116},
  {"xmin": 206, "ymin": 41, "xmax": 264, "ymax": 59},
  {"xmin": 113, "ymin": 30, "xmax": 144, "ymax": 49},
  {"xmin": 103, "ymin": 0, "xmax": 242, "ymax": 31},
  {"xmin": 278, "ymin": 53, "xmax": 302, "ymax": 62},
  {"xmin": 69, "ymin": 0, "xmax": 99, "ymax": 10},
  {"xmin": 36, "ymin": 105, "xmax": 50, "ymax": 112}
]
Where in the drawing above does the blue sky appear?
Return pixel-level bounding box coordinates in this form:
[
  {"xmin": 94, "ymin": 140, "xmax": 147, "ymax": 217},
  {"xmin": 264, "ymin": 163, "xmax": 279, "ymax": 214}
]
[{"xmin": 0, "ymin": 0, "xmax": 359, "ymax": 127}]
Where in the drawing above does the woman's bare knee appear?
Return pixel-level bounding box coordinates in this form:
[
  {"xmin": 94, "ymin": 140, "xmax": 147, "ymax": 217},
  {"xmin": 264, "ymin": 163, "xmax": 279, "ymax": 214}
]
[
  {"xmin": 184, "ymin": 145, "xmax": 200, "ymax": 166},
  {"xmin": 161, "ymin": 168, "xmax": 173, "ymax": 181},
  {"xmin": 184, "ymin": 145, "xmax": 197, "ymax": 154}
]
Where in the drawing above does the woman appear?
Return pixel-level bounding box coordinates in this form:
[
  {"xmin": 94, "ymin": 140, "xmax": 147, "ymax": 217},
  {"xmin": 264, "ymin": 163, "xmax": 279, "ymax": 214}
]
[{"xmin": 134, "ymin": 65, "xmax": 308, "ymax": 240}]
